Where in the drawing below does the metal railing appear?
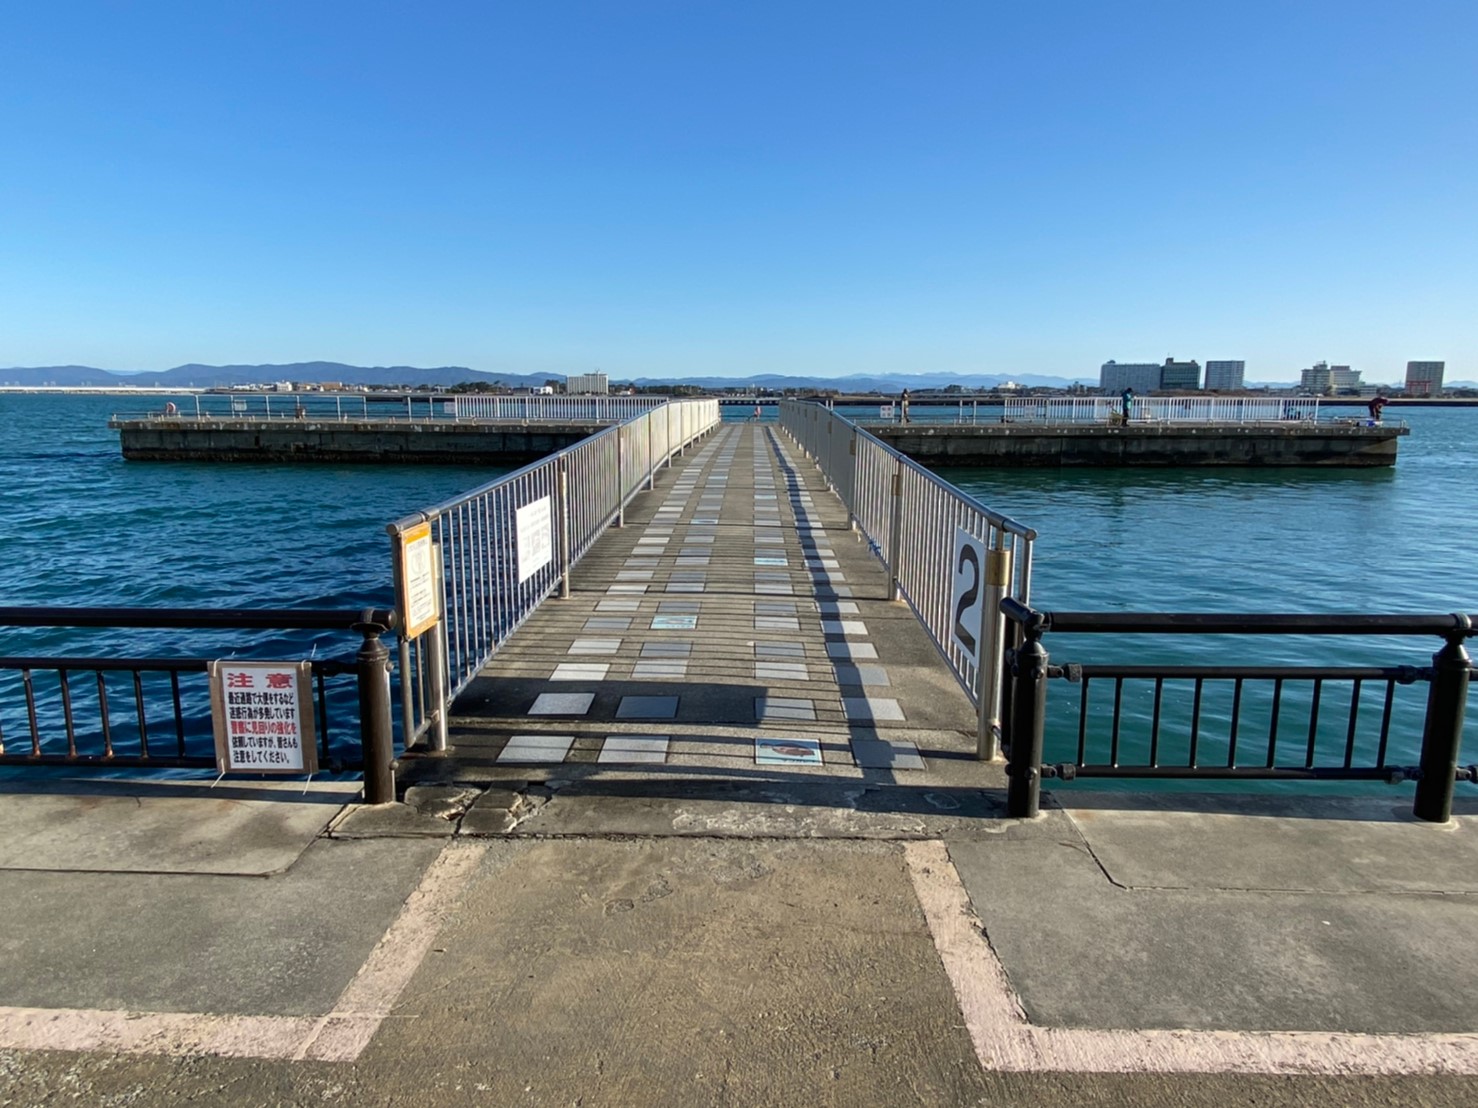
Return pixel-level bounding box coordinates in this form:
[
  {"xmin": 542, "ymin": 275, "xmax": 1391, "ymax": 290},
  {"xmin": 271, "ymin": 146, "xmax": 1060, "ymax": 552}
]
[
  {"xmin": 1002, "ymin": 397, "xmax": 1330, "ymax": 424},
  {"xmin": 1000, "ymin": 603, "xmax": 1476, "ymax": 821},
  {"xmin": 451, "ymin": 395, "xmax": 668, "ymax": 422},
  {"xmin": 387, "ymin": 399, "xmax": 720, "ymax": 750},
  {"xmin": 778, "ymin": 400, "xmax": 1036, "ymax": 758},
  {"xmin": 0, "ymin": 606, "xmax": 398, "ymax": 800},
  {"xmin": 112, "ymin": 393, "xmax": 672, "ymax": 425}
]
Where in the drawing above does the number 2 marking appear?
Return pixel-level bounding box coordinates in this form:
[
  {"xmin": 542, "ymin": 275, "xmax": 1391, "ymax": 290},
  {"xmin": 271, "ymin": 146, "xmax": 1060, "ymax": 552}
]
[{"xmin": 955, "ymin": 544, "xmax": 980, "ymax": 656}]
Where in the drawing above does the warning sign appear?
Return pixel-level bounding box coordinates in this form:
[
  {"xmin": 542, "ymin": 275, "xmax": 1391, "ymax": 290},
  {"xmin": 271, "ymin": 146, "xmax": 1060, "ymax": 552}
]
[
  {"xmin": 394, "ymin": 520, "xmax": 440, "ymax": 639},
  {"xmin": 208, "ymin": 661, "xmax": 318, "ymax": 775},
  {"xmin": 516, "ymin": 495, "xmax": 553, "ymax": 584}
]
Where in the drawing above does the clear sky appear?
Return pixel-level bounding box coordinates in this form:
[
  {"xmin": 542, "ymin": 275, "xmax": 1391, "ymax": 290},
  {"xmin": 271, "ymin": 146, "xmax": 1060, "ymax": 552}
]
[{"xmin": 2, "ymin": 1, "xmax": 1474, "ymax": 382}]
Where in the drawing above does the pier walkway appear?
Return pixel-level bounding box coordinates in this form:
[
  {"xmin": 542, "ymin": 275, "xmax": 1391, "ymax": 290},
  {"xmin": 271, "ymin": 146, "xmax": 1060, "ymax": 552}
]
[{"xmin": 391, "ymin": 420, "xmax": 1005, "ymax": 827}]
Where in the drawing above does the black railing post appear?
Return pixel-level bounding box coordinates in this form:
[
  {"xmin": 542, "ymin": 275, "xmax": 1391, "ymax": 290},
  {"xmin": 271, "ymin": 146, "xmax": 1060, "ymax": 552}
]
[
  {"xmin": 1414, "ymin": 617, "xmax": 1472, "ymax": 823},
  {"xmin": 1007, "ymin": 611, "xmax": 1049, "ymax": 818},
  {"xmin": 355, "ymin": 609, "xmax": 397, "ymax": 805}
]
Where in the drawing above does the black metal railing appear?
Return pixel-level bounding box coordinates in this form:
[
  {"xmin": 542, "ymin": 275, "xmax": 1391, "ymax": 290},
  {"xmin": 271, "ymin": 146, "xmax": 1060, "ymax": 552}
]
[
  {"xmin": 1000, "ymin": 601, "xmax": 1475, "ymax": 822},
  {"xmin": 0, "ymin": 606, "xmax": 398, "ymax": 802}
]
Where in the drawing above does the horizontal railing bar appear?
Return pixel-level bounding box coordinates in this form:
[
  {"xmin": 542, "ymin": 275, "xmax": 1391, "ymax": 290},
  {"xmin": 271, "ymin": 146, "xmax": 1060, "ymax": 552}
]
[
  {"xmin": 1058, "ymin": 765, "xmax": 1415, "ymax": 780},
  {"xmin": 0, "ymin": 656, "xmax": 358, "ymax": 674},
  {"xmin": 0, "ymin": 607, "xmax": 395, "ymax": 632},
  {"xmin": 1012, "ymin": 608, "xmax": 1475, "ymax": 637},
  {"xmin": 1066, "ymin": 664, "xmax": 1428, "ymax": 681}
]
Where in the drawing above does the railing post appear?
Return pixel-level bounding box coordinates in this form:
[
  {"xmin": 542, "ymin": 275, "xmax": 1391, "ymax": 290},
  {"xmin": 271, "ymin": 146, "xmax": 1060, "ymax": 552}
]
[
  {"xmin": 1414, "ymin": 619, "xmax": 1472, "ymax": 823},
  {"xmin": 977, "ymin": 540, "xmax": 1012, "ymax": 761},
  {"xmin": 424, "ymin": 546, "xmax": 449, "ymax": 752},
  {"xmin": 616, "ymin": 432, "xmax": 626, "ymax": 527},
  {"xmin": 355, "ymin": 611, "xmax": 396, "ymax": 805},
  {"xmin": 847, "ymin": 429, "xmax": 859, "ymax": 533},
  {"xmin": 646, "ymin": 414, "xmax": 655, "ymax": 490},
  {"xmin": 558, "ymin": 461, "xmax": 572, "ymax": 599},
  {"xmin": 1006, "ymin": 613, "xmax": 1049, "ymax": 818},
  {"xmin": 887, "ymin": 456, "xmax": 905, "ymax": 601}
]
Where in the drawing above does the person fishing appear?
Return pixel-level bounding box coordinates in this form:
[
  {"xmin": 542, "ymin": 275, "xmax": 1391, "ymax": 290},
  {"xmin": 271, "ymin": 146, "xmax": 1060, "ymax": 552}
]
[{"xmin": 1120, "ymin": 387, "xmax": 1135, "ymax": 425}]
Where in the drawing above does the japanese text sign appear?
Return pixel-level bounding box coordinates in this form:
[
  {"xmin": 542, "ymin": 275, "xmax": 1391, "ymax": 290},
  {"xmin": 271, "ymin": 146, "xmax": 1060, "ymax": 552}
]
[{"xmin": 208, "ymin": 661, "xmax": 318, "ymax": 775}]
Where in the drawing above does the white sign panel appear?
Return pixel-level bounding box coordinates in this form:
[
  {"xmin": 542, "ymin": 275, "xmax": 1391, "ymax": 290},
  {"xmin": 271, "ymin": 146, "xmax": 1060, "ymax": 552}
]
[
  {"xmin": 516, "ymin": 495, "xmax": 554, "ymax": 584},
  {"xmin": 951, "ymin": 528, "xmax": 988, "ymax": 670},
  {"xmin": 208, "ymin": 660, "xmax": 317, "ymax": 775}
]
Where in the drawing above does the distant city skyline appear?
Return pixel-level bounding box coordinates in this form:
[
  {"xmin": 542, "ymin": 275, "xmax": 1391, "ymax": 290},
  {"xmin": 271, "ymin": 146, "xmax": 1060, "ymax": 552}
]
[{"xmin": 1, "ymin": 3, "xmax": 1473, "ymax": 379}]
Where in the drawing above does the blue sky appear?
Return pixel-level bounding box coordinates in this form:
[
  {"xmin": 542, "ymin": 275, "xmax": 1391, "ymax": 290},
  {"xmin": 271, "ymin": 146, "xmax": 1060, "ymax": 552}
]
[{"xmin": 1, "ymin": 1, "xmax": 1474, "ymax": 382}]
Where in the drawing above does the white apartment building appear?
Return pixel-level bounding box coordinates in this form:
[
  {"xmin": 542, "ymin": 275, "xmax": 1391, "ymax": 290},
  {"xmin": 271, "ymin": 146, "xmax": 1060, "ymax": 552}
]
[
  {"xmin": 1205, "ymin": 360, "xmax": 1246, "ymax": 390},
  {"xmin": 566, "ymin": 371, "xmax": 609, "ymax": 395},
  {"xmin": 1405, "ymin": 361, "xmax": 1445, "ymax": 396},
  {"xmin": 1099, "ymin": 361, "xmax": 1163, "ymax": 393},
  {"xmin": 1300, "ymin": 361, "xmax": 1363, "ymax": 394}
]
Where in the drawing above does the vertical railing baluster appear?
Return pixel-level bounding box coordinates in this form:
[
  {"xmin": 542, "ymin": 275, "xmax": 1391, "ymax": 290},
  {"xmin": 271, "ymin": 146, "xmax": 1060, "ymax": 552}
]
[
  {"xmin": 1149, "ymin": 677, "xmax": 1163, "ymax": 766},
  {"xmin": 59, "ymin": 668, "xmax": 77, "ymax": 758},
  {"xmin": 1375, "ymin": 679, "xmax": 1396, "ymax": 768},
  {"xmin": 1226, "ymin": 678, "xmax": 1243, "ymax": 767},
  {"xmin": 1077, "ymin": 676, "xmax": 1089, "ymax": 765},
  {"xmin": 1343, "ymin": 678, "xmax": 1362, "ymax": 769},
  {"xmin": 1110, "ymin": 679, "xmax": 1123, "ymax": 766},
  {"xmin": 1305, "ymin": 678, "xmax": 1323, "ymax": 767},
  {"xmin": 133, "ymin": 670, "xmax": 150, "ymax": 759},
  {"xmin": 170, "ymin": 670, "xmax": 186, "ymax": 756},
  {"xmin": 1267, "ymin": 678, "xmax": 1283, "ymax": 767},
  {"xmin": 1188, "ymin": 677, "xmax": 1203, "ymax": 768},
  {"xmin": 96, "ymin": 671, "xmax": 112, "ymax": 757},
  {"xmin": 22, "ymin": 668, "xmax": 41, "ymax": 754}
]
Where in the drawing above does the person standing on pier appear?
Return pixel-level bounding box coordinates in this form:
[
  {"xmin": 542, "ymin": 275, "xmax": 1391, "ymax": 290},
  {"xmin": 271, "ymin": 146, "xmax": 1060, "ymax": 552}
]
[
  {"xmin": 1120, "ymin": 387, "xmax": 1135, "ymax": 425},
  {"xmin": 1368, "ymin": 395, "xmax": 1387, "ymax": 423},
  {"xmin": 900, "ymin": 389, "xmax": 911, "ymax": 424}
]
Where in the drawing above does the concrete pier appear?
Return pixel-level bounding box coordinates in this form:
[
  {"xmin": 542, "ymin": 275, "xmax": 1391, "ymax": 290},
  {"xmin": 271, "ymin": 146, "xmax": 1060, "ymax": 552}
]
[
  {"xmin": 391, "ymin": 422, "xmax": 998, "ymax": 818},
  {"xmin": 872, "ymin": 420, "xmax": 1407, "ymax": 466},
  {"xmin": 108, "ymin": 416, "xmax": 600, "ymax": 463}
]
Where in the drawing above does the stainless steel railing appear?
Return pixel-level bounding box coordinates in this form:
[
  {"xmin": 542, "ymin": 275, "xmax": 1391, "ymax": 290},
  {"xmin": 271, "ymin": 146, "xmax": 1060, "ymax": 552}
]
[
  {"xmin": 386, "ymin": 399, "xmax": 719, "ymax": 749},
  {"xmin": 779, "ymin": 400, "xmax": 1036, "ymax": 758},
  {"xmin": 451, "ymin": 395, "xmax": 669, "ymax": 422}
]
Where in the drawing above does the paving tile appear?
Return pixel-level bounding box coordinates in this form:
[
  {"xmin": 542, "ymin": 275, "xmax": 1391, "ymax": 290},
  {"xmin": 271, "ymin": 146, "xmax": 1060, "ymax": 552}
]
[
  {"xmin": 597, "ymin": 738, "xmax": 673, "ymax": 762},
  {"xmin": 755, "ymin": 641, "xmax": 805, "ymax": 658},
  {"xmin": 755, "ymin": 697, "xmax": 816, "ymax": 722},
  {"xmin": 616, "ymin": 570, "xmax": 654, "ymax": 581},
  {"xmin": 826, "ymin": 641, "xmax": 878, "ymax": 660},
  {"xmin": 755, "ymin": 601, "xmax": 797, "ymax": 614},
  {"xmin": 631, "ymin": 660, "xmax": 687, "ymax": 680},
  {"xmin": 755, "ymin": 737, "xmax": 822, "ymax": 765},
  {"xmin": 755, "ymin": 661, "xmax": 809, "ymax": 681},
  {"xmin": 529, "ymin": 692, "xmax": 595, "ymax": 716},
  {"xmin": 665, "ymin": 583, "xmax": 705, "ymax": 593},
  {"xmin": 607, "ymin": 584, "xmax": 648, "ymax": 595},
  {"xmin": 822, "ymin": 620, "xmax": 868, "ymax": 636},
  {"xmin": 568, "ymin": 638, "xmax": 622, "ymax": 654},
  {"xmin": 552, "ymin": 662, "xmax": 610, "ymax": 681},
  {"xmin": 658, "ymin": 600, "xmax": 701, "ymax": 612},
  {"xmin": 641, "ymin": 641, "xmax": 692, "ymax": 657},
  {"xmin": 754, "ymin": 616, "xmax": 800, "ymax": 632},
  {"xmin": 850, "ymin": 738, "xmax": 925, "ymax": 771},
  {"xmin": 817, "ymin": 601, "xmax": 859, "ymax": 615},
  {"xmin": 651, "ymin": 614, "xmax": 697, "ymax": 630},
  {"xmin": 833, "ymin": 663, "xmax": 891, "ymax": 686},
  {"xmin": 498, "ymin": 734, "xmax": 575, "ymax": 764},
  {"xmin": 617, "ymin": 695, "xmax": 680, "ymax": 719},
  {"xmin": 842, "ymin": 696, "xmax": 905, "ymax": 722},
  {"xmin": 624, "ymin": 558, "xmax": 660, "ymax": 568},
  {"xmin": 583, "ymin": 617, "xmax": 632, "ymax": 631},
  {"xmin": 597, "ymin": 598, "xmax": 642, "ymax": 612},
  {"xmin": 754, "ymin": 556, "xmax": 789, "ymax": 567}
]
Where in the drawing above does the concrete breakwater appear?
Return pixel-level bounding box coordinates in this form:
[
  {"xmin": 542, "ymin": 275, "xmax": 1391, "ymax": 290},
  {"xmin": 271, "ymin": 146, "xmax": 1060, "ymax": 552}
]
[
  {"xmin": 109, "ymin": 416, "xmax": 598, "ymax": 464},
  {"xmin": 871, "ymin": 421, "xmax": 1406, "ymax": 467},
  {"xmin": 111, "ymin": 414, "xmax": 1408, "ymax": 467}
]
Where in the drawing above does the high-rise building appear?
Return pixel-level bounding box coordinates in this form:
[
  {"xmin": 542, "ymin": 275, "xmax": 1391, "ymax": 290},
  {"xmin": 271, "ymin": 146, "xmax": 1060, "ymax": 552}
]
[
  {"xmin": 1405, "ymin": 361, "xmax": 1445, "ymax": 396},
  {"xmin": 1099, "ymin": 361, "xmax": 1163, "ymax": 394},
  {"xmin": 1205, "ymin": 360, "xmax": 1246, "ymax": 390},
  {"xmin": 1160, "ymin": 357, "xmax": 1201, "ymax": 390},
  {"xmin": 566, "ymin": 372, "xmax": 609, "ymax": 395},
  {"xmin": 1300, "ymin": 361, "xmax": 1363, "ymax": 394}
]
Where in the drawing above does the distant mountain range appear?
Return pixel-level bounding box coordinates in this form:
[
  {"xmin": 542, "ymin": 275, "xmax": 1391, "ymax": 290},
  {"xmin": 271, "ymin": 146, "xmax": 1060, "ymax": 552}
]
[
  {"xmin": 2, "ymin": 361, "xmax": 1463, "ymax": 391},
  {"xmin": 0, "ymin": 362, "xmax": 1094, "ymax": 392}
]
